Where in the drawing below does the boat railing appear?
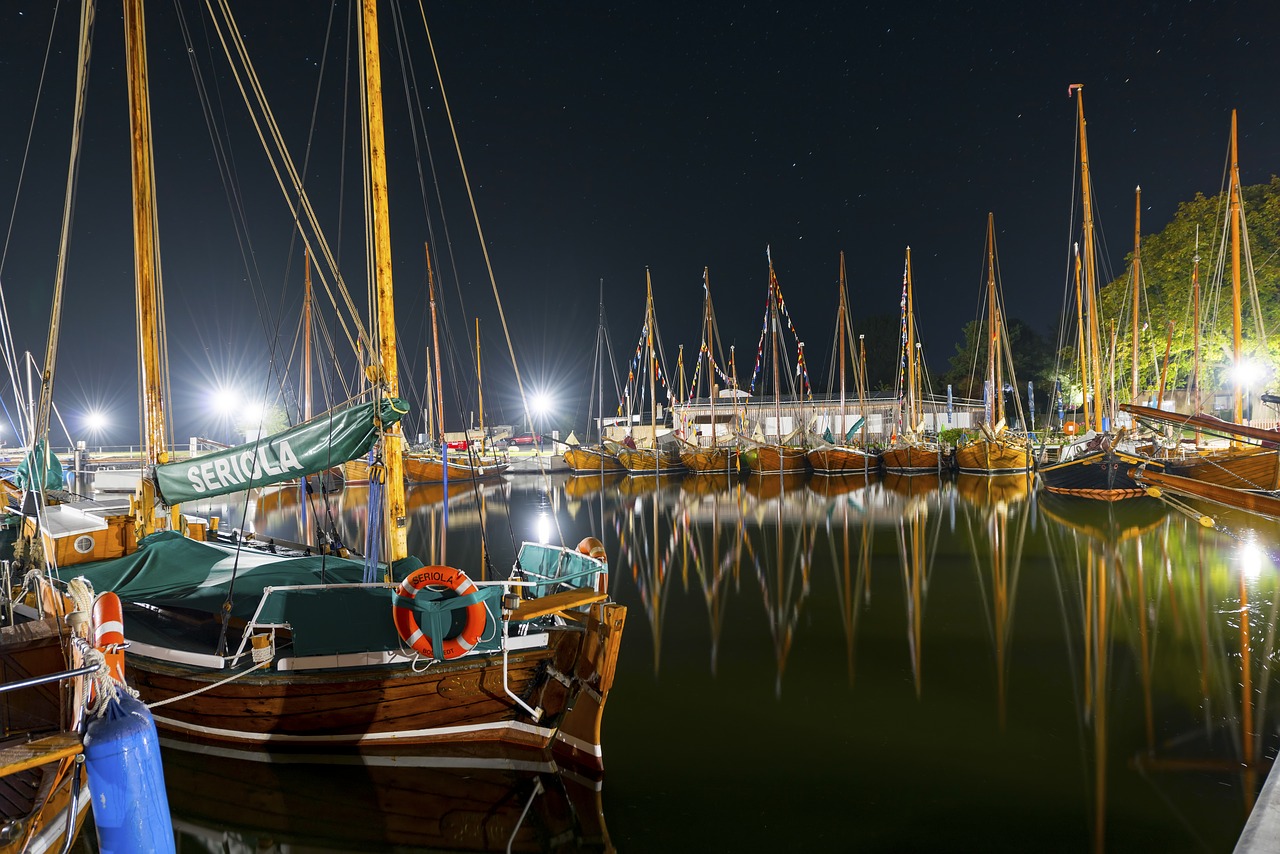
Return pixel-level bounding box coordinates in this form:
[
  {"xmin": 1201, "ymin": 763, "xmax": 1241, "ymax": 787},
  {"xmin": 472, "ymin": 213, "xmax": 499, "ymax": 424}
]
[{"xmin": 231, "ymin": 578, "xmax": 549, "ymax": 669}]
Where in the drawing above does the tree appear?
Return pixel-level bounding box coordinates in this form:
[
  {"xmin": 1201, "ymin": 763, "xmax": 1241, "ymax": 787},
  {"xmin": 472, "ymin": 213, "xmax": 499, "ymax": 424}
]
[
  {"xmin": 939, "ymin": 317, "xmax": 1057, "ymax": 417},
  {"xmin": 1097, "ymin": 177, "xmax": 1280, "ymax": 404}
]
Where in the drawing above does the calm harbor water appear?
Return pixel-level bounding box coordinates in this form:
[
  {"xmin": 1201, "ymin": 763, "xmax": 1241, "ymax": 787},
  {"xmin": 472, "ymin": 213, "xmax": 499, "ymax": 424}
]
[{"xmin": 88, "ymin": 469, "xmax": 1280, "ymax": 851}]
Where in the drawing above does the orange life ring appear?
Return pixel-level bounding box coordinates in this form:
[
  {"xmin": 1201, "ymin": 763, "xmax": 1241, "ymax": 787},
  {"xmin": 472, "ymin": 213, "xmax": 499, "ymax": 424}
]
[
  {"xmin": 91, "ymin": 591, "xmax": 126, "ymax": 684},
  {"xmin": 576, "ymin": 536, "xmax": 609, "ymax": 594},
  {"xmin": 1064, "ymin": 421, "xmax": 1078, "ymax": 436},
  {"xmin": 392, "ymin": 565, "xmax": 487, "ymax": 660}
]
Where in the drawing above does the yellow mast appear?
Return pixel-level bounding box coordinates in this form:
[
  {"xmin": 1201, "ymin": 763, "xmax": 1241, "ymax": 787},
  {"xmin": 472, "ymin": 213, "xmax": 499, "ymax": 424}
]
[
  {"xmin": 427, "ymin": 244, "xmax": 445, "ymax": 445},
  {"xmin": 838, "ymin": 252, "xmax": 847, "ymax": 437},
  {"xmin": 905, "ymin": 248, "xmax": 917, "ymax": 431},
  {"xmin": 1074, "ymin": 245, "xmax": 1088, "ymax": 426},
  {"xmin": 703, "ymin": 268, "xmax": 716, "ymax": 448},
  {"xmin": 125, "ymin": 0, "xmax": 168, "ymax": 535},
  {"xmin": 1130, "ymin": 186, "xmax": 1141, "ymax": 403},
  {"xmin": 476, "ymin": 318, "xmax": 485, "ymax": 453},
  {"xmin": 1230, "ymin": 109, "xmax": 1243, "ymax": 426},
  {"xmin": 769, "ymin": 252, "xmax": 782, "ymax": 443},
  {"xmin": 363, "ymin": 0, "xmax": 406, "ymax": 561},
  {"xmin": 645, "ymin": 268, "xmax": 658, "ymax": 448},
  {"xmin": 1073, "ymin": 85, "xmax": 1105, "ymax": 432},
  {"xmin": 304, "ymin": 246, "xmax": 313, "ymax": 422},
  {"xmin": 985, "ymin": 214, "xmax": 1001, "ymax": 424}
]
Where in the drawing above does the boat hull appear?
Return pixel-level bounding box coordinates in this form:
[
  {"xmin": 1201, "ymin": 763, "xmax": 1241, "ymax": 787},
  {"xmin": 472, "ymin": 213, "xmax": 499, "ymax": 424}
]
[
  {"xmin": 954, "ymin": 440, "xmax": 1031, "ymax": 475},
  {"xmin": 678, "ymin": 446, "xmax": 739, "ymax": 475},
  {"xmin": 126, "ymin": 602, "xmax": 626, "ymax": 772},
  {"xmin": 563, "ymin": 446, "xmax": 625, "ymax": 473},
  {"xmin": 739, "ymin": 444, "xmax": 809, "ymax": 475},
  {"xmin": 615, "ymin": 447, "xmax": 685, "ymax": 474},
  {"xmin": 881, "ymin": 444, "xmax": 941, "ymax": 474},
  {"xmin": 1038, "ymin": 449, "xmax": 1152, "ymax": 500},
  {"xmin": 1164, "ymin": 447, "xmax": 1280, "ymax": 491},
  {"xmin": 344, "ymin": 454, "xmax": 509, "ymax": 484},
  {"xmin": 807, "ymin": 445, "xmax": 879, "ymax": 475}
]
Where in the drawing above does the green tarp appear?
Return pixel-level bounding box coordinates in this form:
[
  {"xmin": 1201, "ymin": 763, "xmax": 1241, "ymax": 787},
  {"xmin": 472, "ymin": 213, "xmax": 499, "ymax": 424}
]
[
  {"xmin": 14, "ymin": 440, "xmax": 64, "ymax": 492},
  {"xmin": 154, "ymin": 397, "xmax": 408, "ymax": 505},
  {"xmin": 71, "ymin": 532, "xmax": 506, "ymax": 658}
]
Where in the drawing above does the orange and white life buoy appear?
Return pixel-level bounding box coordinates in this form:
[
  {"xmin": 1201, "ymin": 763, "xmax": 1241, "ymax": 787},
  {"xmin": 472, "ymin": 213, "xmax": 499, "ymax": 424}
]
[
  {"xmin": 576, "ymin": 536, "xmax": 609, "ymax": 595},
  {"xmin": 1064, "ymin": 421, "xmax": 1078, "ymax": 436},
  {"xmin": 392, "ymin": 565, "xmax": 487, "ymax": 660},
  {"xmin": 91, "ymin": 591, "xmax": 126, "ymax": 684}
]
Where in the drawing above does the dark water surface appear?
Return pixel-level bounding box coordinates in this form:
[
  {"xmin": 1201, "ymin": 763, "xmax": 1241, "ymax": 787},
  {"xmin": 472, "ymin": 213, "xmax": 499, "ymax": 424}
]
[{"xmin": 112, "ymin": 470, "xmax": 1280, "ymax": 851}]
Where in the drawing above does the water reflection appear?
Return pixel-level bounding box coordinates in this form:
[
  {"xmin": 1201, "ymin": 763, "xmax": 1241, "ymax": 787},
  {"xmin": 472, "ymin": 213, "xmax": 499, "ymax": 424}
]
[{"xmin": 182, "ymin": 471, "xmax": 1280, "ymax": 850}]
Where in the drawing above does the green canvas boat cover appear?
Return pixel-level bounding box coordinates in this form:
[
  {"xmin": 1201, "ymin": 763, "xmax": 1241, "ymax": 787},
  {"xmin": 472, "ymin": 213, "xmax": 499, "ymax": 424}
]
[
  {"xmin": 154, "ymin": 397, "xmax": 408, "ymax": 505},
  {"xmin": 71, "ymin": 531, "xmax": 505, "ymax": 658},
  {"xmin": 14, "ymin": 440, "xmax": 64, "ymax": 492}
]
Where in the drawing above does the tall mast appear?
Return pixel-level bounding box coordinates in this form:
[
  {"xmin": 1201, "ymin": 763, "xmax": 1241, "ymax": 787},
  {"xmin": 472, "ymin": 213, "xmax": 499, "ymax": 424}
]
[
  {"xmin": 905, "ymin": 248, "xmax": 917, "ymax": 431},
  {"xmin": 985, "ymin": 214, "xmax": 999, "ymax": 424},
  {"xmin": 645, "ymin": 269, "xmax": 658, "ymax": 447},
  {"xmin": 1130, "ymin": 186, "xmax": 1141, "ymax": 403},
  {"xmin": 363, "ymin": 0, "xmax": 406, "ymax": 561},
  {"xmin": 427, "ymin": 244, "xmax": 445, "ymax": 445},
  {"xmin": 704, "ymin": 268, "xmax": 716, "ymax": 448},
  {"xmin": 304, "ymin": 246, "xmax": 313, "ymax": 422},
  {"xmin": 475, "ymin": 318, "xmax": 484, "ymax": 451},
  {"xmin": 768, "ymin": 250, "xmax": 782, "ymax": 442},
  {"xmin": 1191, "ymin": 230, "xmax": 1201, "ymax": 407},
  {"xmin": 125, "ymin": 0, "xmax": 167, "ymax": 535},
  {"xmin": 838, "ymin": 252, "xmax": 847, "ymax": 438},
  {"xmin": 1074, "ymin": 244, "xmax": 1088, "ymax": 427},
  {"xmin": 1073, "ymin": 85, "xmax": 1105, "ymax": 432},
  {"xmin": 1230, "ymin": 109, "xmax": 1243, "ymax": 426}
]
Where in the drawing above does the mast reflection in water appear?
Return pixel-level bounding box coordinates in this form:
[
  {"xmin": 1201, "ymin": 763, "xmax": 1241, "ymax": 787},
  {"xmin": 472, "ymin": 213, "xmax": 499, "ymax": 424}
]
[{"xmin": 181, "ymin": 469, "xmax": 1279, "ymax": 851}]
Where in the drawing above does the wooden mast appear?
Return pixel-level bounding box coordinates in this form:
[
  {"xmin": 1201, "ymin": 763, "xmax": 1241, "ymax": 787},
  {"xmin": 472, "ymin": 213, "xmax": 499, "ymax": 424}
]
[
  {"xmin": 476, "ymin": 318, "xmax": 485, "ymax": 452},
  {"xmin": 769, "ymin": 251, "xmax": 782, "ymax": 444},
  {"xmin": 985, "ymin": 214, "xmax": 1000, "ymax": 425},
  {"xmin": 427, "ymin": 244, "xmax": 445, "ymax": 447},
  {"xmin": 1230, "ymin": 109, "xmax": 1244, "ymax": 427},
  {"xmin": 304, "ymin": 247, "xmax": 313, "ymax": 422},
  {"xmin": 1072, "ymin": 85, "xmax": 1104, "ymax": 433},
  {"xmin": 125, "ymin": 0, "xmax": 168, "ymax": 535},
  {"xmin": 837, "ymin": 252, "xmax": 847, "ymax": 439},
  {"xmin": 905, "ymin": 247, "xmax": 917, "ymax": 432},
  {"xmin": 645, "ymin": 268, "xmax": 658, "ymax": 450},
  {"xmin": 1074, "ymin": 244, "xmax": 1088, "ymax": 427},
  {"xmin": 704, "ymin": 268, "xmax": 716, "ymax": 448},
  {"xmin": 1130, "ymin": 186, "xmax": 1141, "ymax": 403},
  {"xmin": 363, "ymin": 0, "xmax": 407, "ymax": 561}
]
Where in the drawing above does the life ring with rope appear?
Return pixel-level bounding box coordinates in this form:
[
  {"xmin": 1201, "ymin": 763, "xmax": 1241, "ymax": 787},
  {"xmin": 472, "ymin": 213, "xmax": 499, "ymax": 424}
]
[
  {"xmin": 91, "ymin": 591, "xmax": 127, "ymax": 684},
  {"xmin": 576, "ymin": 536, "xmax": 609, "ymax": 594},
  {"xmin": 392, "ymin": 565, "xmax": 487, "ymax": 660}
]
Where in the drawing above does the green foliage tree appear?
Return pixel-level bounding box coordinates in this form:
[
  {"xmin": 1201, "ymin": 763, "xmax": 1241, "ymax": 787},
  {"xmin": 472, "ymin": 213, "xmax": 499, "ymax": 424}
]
[
  {"xmin": 1097, "ymin": 177, "xmax": 1280, "ymax": 407},
  {"xmin": 939, "ymin": 317, "xmax": 1057, "ymax": 419}
]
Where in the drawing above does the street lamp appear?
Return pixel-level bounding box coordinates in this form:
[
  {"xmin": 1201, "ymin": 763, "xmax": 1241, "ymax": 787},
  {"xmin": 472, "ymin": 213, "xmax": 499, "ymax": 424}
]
[
  {"xmin": 1232, "ymin": 359, "xmax": 1264, "ymax": 425},
  {"xmin": 530, "ymin": 391, "xmax": 552, "ymax": 445}
]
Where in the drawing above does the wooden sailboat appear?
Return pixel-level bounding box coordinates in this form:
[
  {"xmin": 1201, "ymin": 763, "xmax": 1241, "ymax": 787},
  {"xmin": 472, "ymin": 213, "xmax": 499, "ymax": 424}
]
[
  {"xmin": 70, "ymin": 1, "xmax": 626, "ymax": 771},
  {"xmin": 808, "ymin": 252, "xmax": 879, "ymax": 475},
  {"xmin": 679, "ymin": 269, "xmax": 740, "ymax": 475},
  {"xmin": 564, "ymin": 290, "xmax": 625, "ymax": 474},
  {"xmin": 738, "ymin": 249, "xmax": 810, "ymax": 475},
  {"xmin": 1122, "ymin": 111, "xmax": 1280, "ymax": 493},
  {"xmin": 881, "ymin": 248, "xmax": 943, "ymax": 474},
  {"xmin": 954, "ymin": 214, "xmax": 1032, "ymax": 475},
  {"xmin": 612, "ymin": 270, "xmax": 684, "ymax": 474},
  {"xmin": 1039, "ymin": 85, "xmax": 1155, "ymax": 500},
  {"xmin": 350, "ymin": 246, "xmax": 509, "ymax": 484}
]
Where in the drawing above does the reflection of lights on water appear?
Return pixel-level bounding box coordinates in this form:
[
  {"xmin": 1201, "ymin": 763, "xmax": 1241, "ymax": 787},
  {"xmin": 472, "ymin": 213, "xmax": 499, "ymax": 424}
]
[
  {"xmin": 536, "ymin": 512, "xmax": 551, "ymax": 544},
  {"xmin": 1241, "ymin": 541, "xmax": 1267, "ymax": 580}
]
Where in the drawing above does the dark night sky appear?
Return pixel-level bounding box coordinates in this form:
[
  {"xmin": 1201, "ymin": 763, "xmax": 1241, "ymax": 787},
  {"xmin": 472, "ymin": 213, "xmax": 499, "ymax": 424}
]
[{"xmin": 0, "ymin": 1, "xmax": 1277, "ymax": 443}]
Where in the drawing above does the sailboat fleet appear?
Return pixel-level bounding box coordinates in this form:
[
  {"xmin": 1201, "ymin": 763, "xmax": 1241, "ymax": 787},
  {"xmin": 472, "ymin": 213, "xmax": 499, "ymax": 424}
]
[{"xmin": 0, "ymin": 0, "xmax": 1278, "ymax": 844}]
